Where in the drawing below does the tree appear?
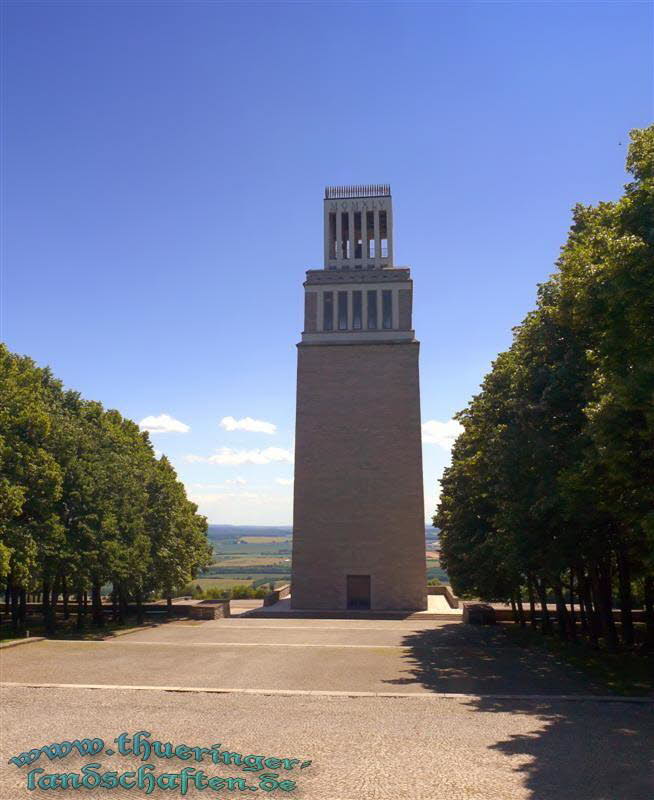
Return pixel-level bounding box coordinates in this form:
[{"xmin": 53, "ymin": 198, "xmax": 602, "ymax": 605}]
[
  {"xmin": 0, "ymin": 343, "xmax": 212, "ymax": 636},
  {"xmin": 435, "ymin": 125, "xmax": 654, "ymax": 650}
]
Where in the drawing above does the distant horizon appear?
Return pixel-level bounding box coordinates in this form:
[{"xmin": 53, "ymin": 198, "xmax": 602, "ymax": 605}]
[{"xmin": 206, "ymin": 523, "xmax": 439, "ymax": 533}]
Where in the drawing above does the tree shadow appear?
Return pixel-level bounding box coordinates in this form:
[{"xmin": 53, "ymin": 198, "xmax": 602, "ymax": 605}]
[{"xmin": 384, "ymin": 624, "xmax": 654, "ymax": 800}]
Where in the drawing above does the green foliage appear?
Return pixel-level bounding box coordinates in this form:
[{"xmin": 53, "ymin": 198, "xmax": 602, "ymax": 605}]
[
  {"xmin": 179, "ymin": 583, "xmax": 268, "ymax": 601},
  {"xmin": 230, "ymin": 584, "xmax": 268, "ymax": 599},
  {"xmin": 435, "ymin": 126, "xmax": 654, "ymax": 649},
  {"xmin": 203, "ymin": 587, "xmax": 231, "ymax": 600},
  {"xmin": 0, "ymin": 345, "xmax": 211, "ymax": 633}
]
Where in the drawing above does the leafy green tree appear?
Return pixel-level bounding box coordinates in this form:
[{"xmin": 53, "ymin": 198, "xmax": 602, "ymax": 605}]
[
  {"xmin": 146, "ymin": 456, "xmax": 211, "ymax": 617},
  {"xmin": 436, "ymin": 125, "xmax": 654, "ymax": 650},
  {"xmin": 0, "ymin": 343, "xmax": 212, "ymax": 636}
]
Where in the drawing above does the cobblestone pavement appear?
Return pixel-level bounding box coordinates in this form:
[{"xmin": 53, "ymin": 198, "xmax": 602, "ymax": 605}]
[
  {"xmin": 1, "ymin": 620, "xmax": 652, "ymax": 800},
  {"xmin": 1, "ymin": 686, "xmax": 653, "ymax": 800}
]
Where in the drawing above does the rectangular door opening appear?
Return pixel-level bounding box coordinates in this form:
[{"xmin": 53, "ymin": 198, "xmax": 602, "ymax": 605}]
[{"xmin": 346, "ymin": 575, "xmax": 371, "ymax": 610}]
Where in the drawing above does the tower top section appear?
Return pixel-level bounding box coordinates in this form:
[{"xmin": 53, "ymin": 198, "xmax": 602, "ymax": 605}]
[
  {"xmin": 323, "ymin": 184, "xmax": 393, "ymax": 270},
  {"xmin": 325, "ymin": 184, "xmax": 390, "ymax": 199}
]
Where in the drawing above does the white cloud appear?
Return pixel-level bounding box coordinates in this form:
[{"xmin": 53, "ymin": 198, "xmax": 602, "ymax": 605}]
[
  {"xmin": 422, "ymin": 419, "xmax": 463, "ymax": 450},
  {"xmin": 189, "ymin": 478, "xmax": 247, "ymax": 490},
  {"xmin": 220, "ymin": 416, "xmax": 277, "ymax": 435},
  {"xmin": 424, "ymin": 480, "xmax": 442, "ymax": 520},
  {"xmin": 189, "ymin": 491, "xmax": 263, "ymax": 504},
  {"xmin": 185, "ymin": 447, "xmax": 293, "ymax": 466},
  {"xmin": 275, "ymin": 478, "xmax": 294, "ymax": 486},
  {"xmin": 139, "ymin": 413, "xmax": 190, "ymax": 434},
  {"xmin": 186, "ymin": 484, "xmax": 293, "ymax": 524}
]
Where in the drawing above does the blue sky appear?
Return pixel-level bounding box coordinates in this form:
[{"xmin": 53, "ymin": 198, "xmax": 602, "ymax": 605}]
[{"xmin": 3, "ymin": 2, "xmax": 652, "ymax": 524}]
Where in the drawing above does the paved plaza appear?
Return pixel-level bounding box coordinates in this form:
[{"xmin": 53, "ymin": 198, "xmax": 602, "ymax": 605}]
[{"xmin": 1, "ymin": 618, "xmax": 653, "ymax": 800}]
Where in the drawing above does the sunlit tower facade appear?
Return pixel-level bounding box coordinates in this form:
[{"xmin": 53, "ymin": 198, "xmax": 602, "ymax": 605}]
[{"xmin": 291, "ymin": 185, "xmax": 427, "ymax": 611}]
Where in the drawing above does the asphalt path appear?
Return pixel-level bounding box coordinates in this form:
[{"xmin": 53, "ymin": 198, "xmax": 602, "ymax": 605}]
[
  {"xmin": 0, "ymin": 619, "xmax": 603, "ymax": 695},
  {"xmin": 1, "ymin": 619, "xmax": 652, "ymax": 800}
]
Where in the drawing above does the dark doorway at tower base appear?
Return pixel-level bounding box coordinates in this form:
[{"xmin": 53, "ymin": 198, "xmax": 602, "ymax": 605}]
[{"xmin": 346, "ymin": 575, "xmax": 371, "ymax": 610}]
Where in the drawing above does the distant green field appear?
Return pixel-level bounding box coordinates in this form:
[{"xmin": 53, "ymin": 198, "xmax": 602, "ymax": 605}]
[
  {"xmin": 201, "ymin": 571, "xmax": 289, "ymax": 580},
  {"xmin": 213, "ymin": 555, "xmax": 290, "ymax": 566},
  {"xmin": 213, "ymin": 540, "xmax": 292, "ymax": 555},
  {"xmin": 200, "ymin": 534, "xmax": 292, "ymax": 592},
  {"xmin": 193, "ymin": 576, "xmax": 289, "ymax": 591},
  {"xmin": 240, "ymin": 536, "xmax": 291, "ymax": 544}
]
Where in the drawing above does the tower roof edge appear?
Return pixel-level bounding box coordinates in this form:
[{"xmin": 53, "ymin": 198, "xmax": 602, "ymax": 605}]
[{"xmin": 324, "ymin": 184, "xmax": 391, "ymax": 199}]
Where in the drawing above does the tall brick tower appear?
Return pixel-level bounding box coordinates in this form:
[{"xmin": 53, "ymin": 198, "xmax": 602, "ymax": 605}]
[{"xmin": 291, "ymin": 185, "xmax": 427, "ymax": 611}]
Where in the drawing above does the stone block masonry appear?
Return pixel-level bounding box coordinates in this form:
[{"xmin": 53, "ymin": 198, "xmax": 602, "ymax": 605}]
[{"xmin": 292, "ymin": 340, "xmax": 427, "ymax": 611}]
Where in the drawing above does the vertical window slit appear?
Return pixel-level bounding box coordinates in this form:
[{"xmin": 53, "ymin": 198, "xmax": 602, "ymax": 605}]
[
  {"xmin": 354, "ymin": 212, "xmax": 362, "ymax": 260},
  {"xmin": 338, "ymin": 291, "xmax": 348, "ymax": 330},
  {"xmin": 323, "ymin": 292, "xmax": 334, "ymax": 331},
  {"xmin": 366, "ymin": 211, "xmax": 375, "ymax": 258},
  {"xmin": 329, "ymin": 212, "xmax": 337, "ymax": 259},
  {"xmin": 341, "ymin": 213, "xmax": 350, "ymax": 259},
  {"xmin": 380, "ymin": 210, "xmax": 388, "ymax": 258},
  {"xmin": 382, "ymin": 289, "xmax": 392, "ymax": 329},
  {"xmin": 352, "ymin": 291, "xmax": 362, "ymax": 330},
  {"xmin": 367, "ymin": 290, "xmax": 378, "ymax": 329}
]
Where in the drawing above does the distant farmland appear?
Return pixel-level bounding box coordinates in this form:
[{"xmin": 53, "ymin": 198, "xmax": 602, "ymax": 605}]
[
  {"xmin": 198, "ymin": 526, "xmax": 446, "ymax": 591},
  {"xmin": 198, "ymin": 531, "xmax": 292, "ymax": 590}
]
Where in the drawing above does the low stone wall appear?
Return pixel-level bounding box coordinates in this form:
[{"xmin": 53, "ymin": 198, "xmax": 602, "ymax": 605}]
[
  {"xmin": 189, "ymin": 601, "xmax": 230, "ymax": 620},
  {"xmin": 426, "ymin": 585, "xmax": 459, "ymax": 609},
  {"xmin": 463, "ymin": 603, "xmax": 497, "ymax": 625},
  {"xmin": 0, "ymin": 601, "xmax": 229, "ymax": 620},
  {"xmin": 263, "ymin": 584, "xmax": 291, "ymax": 607}
]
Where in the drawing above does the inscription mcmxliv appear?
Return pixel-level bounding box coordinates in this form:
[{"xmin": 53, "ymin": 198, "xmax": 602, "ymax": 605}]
[{"xmin": 328, "ymin": 199, "xmax": 389, "ymax": 211}]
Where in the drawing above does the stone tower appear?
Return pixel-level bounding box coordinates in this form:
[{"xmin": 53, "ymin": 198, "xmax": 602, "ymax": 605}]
[{"xmin": 291, "ymin": 185, "xmax": 427, "ymax": 611}]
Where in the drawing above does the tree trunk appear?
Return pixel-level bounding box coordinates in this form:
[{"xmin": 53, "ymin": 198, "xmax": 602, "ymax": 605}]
[
  {"xmin": 580, "ymin": 571, "xmax": 600, "ymax": 648},
  {"xmin": 591, "ymin": 560, "xmax": 617, "ymax": 651},
  {"xmin": 553, "ymin": 579, "xmax": 570, "ymax": 641},
  {"xmin": 568, "ymin": 569, "xmax": 577, "ymax": 641},
  {"xmin": 516, "ymin": 589, "xmax": 526, "ymax": 627},
  {"xmin": 536, "ymin": 579, "xmax": 552, "ymax": 633},
  {"xmin": 135, "ymin": 590, "xmax": 144, "ymax": 625},
  {"xmin": 616, "ymin": 545, "xmax": 635, "ymax": 647},
  {"xmin": 118, "ymin": 586, "xmax": 128, "ymax": 625},
  {"xmin": 76, "ymin": 585, "xmax": 86, "ymax": 631},
  {"xmin": 643, "ymin": 575, "xmax": 654, "ymax": 649},
  {"xmin": 42, "ymin": 577, "xmax": 55, "ymax": 636},
  {"xmin": 11, "ymin": 584, "xmax": 20, "ymax": 634},
  {"xmin": 18, "ymin": 588, "xmax": 26, "ymax": 633},
  {"xmin": 111, "ymin": 589, "xmax": 118, "ymax": 622},
  {"xmin": 527, "ymin": 578, "xmax": 537, "ymax": 628},
  {"xmin": 578, "ymin": 579, "xmax": 588, "ymax": 635},
  {"xmin": 577, "ymin": 567, "xmax": 592, "ymax": 635},
  {"xmin": 50, "ymin": 576, "xmax": 60, "ymax": 622},
  {"xmin": 7, "ymin": 575, "xmax": 18, "ymax": 634},
  {"xmin": 2, "ymin": 579, "xmax": 8, "ymax": 627},
  {"xmin": 91, "ymin": 580, "xmax": 104, "ymax": 627},
  {"xmin": 61, "ymin": 575, "xmax": 70, "ymax": 620}
]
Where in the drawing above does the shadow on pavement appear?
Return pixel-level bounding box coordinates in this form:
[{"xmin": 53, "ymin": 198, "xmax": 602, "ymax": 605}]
[
  {"xmin": 384, "ymin": 624, "xmax": 654, "ymax": 800},
  {"xmin": 385, "ymin": 623, "xmax": 597, "ymax": 695}
]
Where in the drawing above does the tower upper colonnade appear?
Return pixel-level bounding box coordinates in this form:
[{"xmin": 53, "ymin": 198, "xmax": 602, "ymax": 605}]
[
  {"xmin": 323, "ymin": 185, "xmax": 394, "ymax": 270},
  {"xmin": 302, "ymin": 184, "xmax": 413, "ymax": 345}
]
